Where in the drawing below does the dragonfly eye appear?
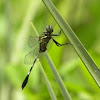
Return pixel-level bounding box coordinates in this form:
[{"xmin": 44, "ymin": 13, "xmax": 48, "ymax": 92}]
[{"xmin": 46, "ymin": 25, "xmax": 53, "ymax": 33}]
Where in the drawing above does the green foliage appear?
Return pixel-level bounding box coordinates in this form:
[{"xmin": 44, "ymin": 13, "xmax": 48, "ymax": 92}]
[{"xmin": 0, "ymin": 0, "xmax": 100, "ymax": 100}]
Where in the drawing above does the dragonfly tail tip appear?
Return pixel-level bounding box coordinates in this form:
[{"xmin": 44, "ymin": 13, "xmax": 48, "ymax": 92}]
[{"xmin": 21, "ymin": 75, "xmax": 29, "ymax": 90}]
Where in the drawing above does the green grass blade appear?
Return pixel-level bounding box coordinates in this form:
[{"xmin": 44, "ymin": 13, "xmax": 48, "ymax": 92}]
[
  {"xmin": 39, "ymin": 62, "xmax": 57, "ymax": 100},
  {"xmin": 44, "ymin": 53, "xmax": 72, "ymax": 100},
  {"xmin": 31, "ymin": 23, "xmax": 57, "ymax": 100},
  {"xmin": 42, "ymin": 0, "xmax": 100, "ymax": 86}
]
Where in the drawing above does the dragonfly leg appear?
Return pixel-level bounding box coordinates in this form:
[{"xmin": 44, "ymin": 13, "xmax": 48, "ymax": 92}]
[
  {"xmin": 52, "ymin": 30, "xmax": 61, "ymax": 36},
  {"xmin": 52, "ymin": 38, "xmax": 71, "ymax": 47}
]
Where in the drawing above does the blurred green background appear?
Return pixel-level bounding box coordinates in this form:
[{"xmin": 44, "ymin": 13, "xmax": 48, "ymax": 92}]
[{"xmin": 0, "ymin": 0, "xmax": 100, "ymax": 100}]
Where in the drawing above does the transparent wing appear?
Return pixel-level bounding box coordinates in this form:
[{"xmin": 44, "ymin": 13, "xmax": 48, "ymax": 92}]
[
  {"xmin": 24, "ymin": 45, "xmax": 39, "ymax": 65},
  {"xmin": 28, "ymin": 35, "xmax": 39, "ymax": 48}
]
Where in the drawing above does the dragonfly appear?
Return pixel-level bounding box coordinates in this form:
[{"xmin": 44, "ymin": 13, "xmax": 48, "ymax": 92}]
[{"xmin": 21, "ymin": 25, "xmax": 70, "ymax": 90}]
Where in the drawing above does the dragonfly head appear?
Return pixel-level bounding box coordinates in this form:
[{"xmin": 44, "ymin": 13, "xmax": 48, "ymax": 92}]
[{"xmin": 46, "ymin": 25, "xmax": 53, "ymax": 33}]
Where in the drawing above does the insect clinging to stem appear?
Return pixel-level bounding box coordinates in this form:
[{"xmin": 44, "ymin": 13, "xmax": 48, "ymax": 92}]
[{"xmin": 21, "ymin": 24, "xmax": 70, "ymax": 90}]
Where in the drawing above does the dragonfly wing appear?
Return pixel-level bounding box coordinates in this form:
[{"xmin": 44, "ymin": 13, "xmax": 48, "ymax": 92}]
[
  {"xmin": 24, "ymin": 45, "xmax": 39, "ymax": 65},
  {"xmin": 28, "ymin": 35, "xmax": 39, "ymax": 48}
]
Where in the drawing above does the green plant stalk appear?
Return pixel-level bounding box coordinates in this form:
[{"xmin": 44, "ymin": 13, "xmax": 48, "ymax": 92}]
[
  {"xmin": 42, "ymin": 0, "xmax": 100, "ymax": 86},
  {"xmin": 31, "ymin": 23, "xmax": 72, "ymax": 100},
  {"xmin": 39, "ymin": 62, "xmax": 57, "ymax": 100},
  {"xmin": 44, "ymin": 53, "xmax": 72, "ymax": 100},
  {"xmin": 31, "ymin": 23, "xmax": 57, "ymax": 100}
]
